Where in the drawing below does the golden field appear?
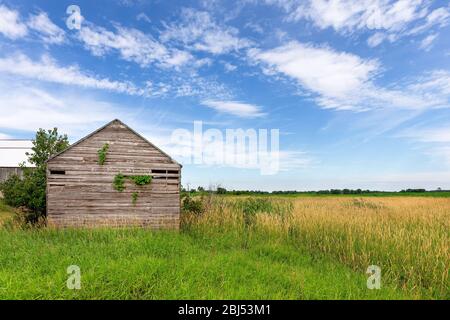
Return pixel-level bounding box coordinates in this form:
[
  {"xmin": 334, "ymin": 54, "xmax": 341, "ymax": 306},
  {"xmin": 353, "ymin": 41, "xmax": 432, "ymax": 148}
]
[{"xmin": 185, "ymin": 196, "xmax": 449, "ymax": 298}]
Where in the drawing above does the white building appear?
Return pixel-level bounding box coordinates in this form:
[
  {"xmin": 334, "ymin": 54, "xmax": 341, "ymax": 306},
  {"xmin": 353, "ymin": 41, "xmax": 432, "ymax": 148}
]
[{"xmin": 0, "ymin": 139, "xmax": 32, "ymax": 167}]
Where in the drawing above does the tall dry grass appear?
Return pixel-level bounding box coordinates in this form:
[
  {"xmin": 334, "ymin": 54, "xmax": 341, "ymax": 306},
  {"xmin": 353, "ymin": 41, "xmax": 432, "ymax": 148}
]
[{"xmin": 183, "ymin": 196, "xmax": 449, "ymax": 298}]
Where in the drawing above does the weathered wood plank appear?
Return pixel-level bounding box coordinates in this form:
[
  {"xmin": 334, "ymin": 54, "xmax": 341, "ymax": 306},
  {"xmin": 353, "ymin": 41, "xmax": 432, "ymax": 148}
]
[{"xmin": 47, "ymin": 119, "xmax": 181, "ymax": 229}]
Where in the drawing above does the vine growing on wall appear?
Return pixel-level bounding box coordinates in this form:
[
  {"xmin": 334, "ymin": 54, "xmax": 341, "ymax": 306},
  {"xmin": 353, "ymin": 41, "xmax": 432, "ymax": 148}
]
[
  {"xmin": 113, "ymin": 173, "xmax": 126, "ymax": 192},
  {"xmin": 131, "ymin": 192, "xmax": 139, "ymax": 205},
  {"xmin": 97, "ymin": 143, "xmax": 109, "ymax": 165},
  {"xmin": 112, "ymin": 173, "xmax": 152, "ymax": 204},
  {"xmin": 128, "ymin": 175, "xmax": 152, "ymax": 186}
]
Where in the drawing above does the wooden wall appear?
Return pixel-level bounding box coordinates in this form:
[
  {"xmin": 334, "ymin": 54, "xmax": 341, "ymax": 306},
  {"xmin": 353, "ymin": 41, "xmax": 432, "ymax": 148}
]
[
  {"xmin": 0, "ymin": 167, "xmax": 23, "ymax": 183},
  {"xmin": 47, "ymin": 120, "xmax": 181, "ymax": 229}
]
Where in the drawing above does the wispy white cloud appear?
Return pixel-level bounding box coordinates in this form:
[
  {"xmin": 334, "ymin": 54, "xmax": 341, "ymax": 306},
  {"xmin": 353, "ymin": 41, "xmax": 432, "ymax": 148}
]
[
  {"xmin": 249, "ymin": 41, "xmax": 379, "ymax": 109},
  {"xmin": 408, "ymin": 6, "xmax": 450, "ymax": 34},
  {"xmin": 117, "ymin": 0, "xmax": 144, "ymax": 7},
  {"xmin": 78, "ymin": 22, "xmax": 195, "ymax": 69},
  {"xmin": 259, "ymin": 0, "xmax": 449, "ymax": 47},
  {"xmin": 201, "ymin": 100, "xmax": 266, "ymax": 118},
  {"xmin": 367, "ymin": 32, "xmax": 398, "ymax": 47},
  {"xmin": 0, "ymin": 4, "xmax": 28, "ymax": 39},
  {"xmin": 0, "ymin": 78, "xmax": 171, "ymax": 139},
  {"xmin": 0, "ymin": 5, "xmax": 65, "ymax": 44},
  {"xmin": 419, "ymin": 33, "xmax": 438, "ymax": 51},
  {"xmin": 400, "ymin": 127, "xmax": 450, "ymax": 143},
  {"xmin": 0, "ymin": 82, "xmax": 121, "ymax": 136},
  {"xmin": 398, "ymin": 125, "xmax": 450, "ymax": 166},
  {"xmin": 160, "ymin": 8, "xmax": 252, "ymax": 54},
  {"xmin": 407, "ymin": 70, "xmax": 450, "ymax": 98},
  {"xmin": 0, "ymin": 77, "xmax": 177, "ymax": 145},
  {"xmin": 244, "ymin": 21, "xmax": 264, "ymax": 34},
  {"xmin": 0, "ymin": 51, "xmax": 232, "ymax": 100},
  {"xmin": 285, "ymin": 0, "xmax": 428, "ymax": 32},
  {"xmin": 277, "ymin": 150, "xmax": 313, "ymax": 170},
  {"xmin": 136, "ymin": 12, "xmax": 151, "ymax": 23},
  {"xmin": 367, "ymin": 32, "xmax": 387, "ymax": 47},
  {"xmin": 0, "ymin": 53, "xmax": 146, "ymax": 96},
  {"xmin": 27, "ymin": 12, "xmax": 65, "ymax": 44},
  {"xmin": 249, "ymin": 41, "xmax": 450, "ymax": 111},
  {"xmin": 223, "ymin": 62, "xmax": 237, "ymax": 72}
]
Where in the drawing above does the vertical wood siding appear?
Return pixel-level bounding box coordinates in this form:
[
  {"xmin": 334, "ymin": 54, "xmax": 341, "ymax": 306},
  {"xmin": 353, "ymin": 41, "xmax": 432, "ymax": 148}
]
[
  {"xmin": 47, "ymin": 120, "xmax": 181, "ymax": 229},
  {"xmin": 0, "ymin": 167, "xmax": 23, "ymax": 183}
]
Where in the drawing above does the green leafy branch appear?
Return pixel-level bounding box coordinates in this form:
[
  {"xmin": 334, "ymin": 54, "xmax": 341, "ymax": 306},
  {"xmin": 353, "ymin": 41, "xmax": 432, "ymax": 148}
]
[
  {"xmin": 113, "ymin": 173, "xmax": 126, "ymax": 192},
  {"xmin": 113, "ymin": 173, "xmax": 152, "ymax": 204},
  {"xmin": 97, "ymin": 143, "xmax": 109, "ymax": 165},
  {"xmin": 128, "ymin": 175, "xmax": 152, "ymax": 186}
]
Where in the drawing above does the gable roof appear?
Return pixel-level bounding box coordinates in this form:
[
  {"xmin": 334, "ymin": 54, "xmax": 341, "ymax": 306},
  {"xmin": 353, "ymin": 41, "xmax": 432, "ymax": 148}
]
[{"xmin": 47, "ymin": 119, "xmax": 181, "ymax": 167}]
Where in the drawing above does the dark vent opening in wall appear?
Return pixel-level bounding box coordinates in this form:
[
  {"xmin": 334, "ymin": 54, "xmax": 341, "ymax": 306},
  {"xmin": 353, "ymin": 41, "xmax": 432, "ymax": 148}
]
[
  {"xmin": 167, "ymin": 170, "xmax": 179, "ymax": 174},
  {"xmin": 152, "ymin": 169, "xmax": 167, "ymax": 174},
  {"xmin": 167, "ymin": 176, "xmax": 178, "ymax": 180},
  {"xmin": 50, "ymin": 170, "xmax": 66, "ymax": 175}
]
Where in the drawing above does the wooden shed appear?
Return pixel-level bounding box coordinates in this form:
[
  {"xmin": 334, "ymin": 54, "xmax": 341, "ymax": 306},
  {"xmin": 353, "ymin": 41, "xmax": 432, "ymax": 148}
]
[{"xmin": 46, "ymin": 119, "xmax": 181, "ymax": 229}]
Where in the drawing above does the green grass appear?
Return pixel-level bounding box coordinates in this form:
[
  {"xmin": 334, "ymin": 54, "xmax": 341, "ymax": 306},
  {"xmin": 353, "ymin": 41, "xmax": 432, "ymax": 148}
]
[
  {"xmin": 0, "ymin": 228, "xmax": 413, "ymax": 300},
  {"xmin": 0, "ymin": 197, "xmax": 444, "ymax": 300},
  {"xmin": 0, "ymin": 200, "xmax": 14, "ymax": 225}
]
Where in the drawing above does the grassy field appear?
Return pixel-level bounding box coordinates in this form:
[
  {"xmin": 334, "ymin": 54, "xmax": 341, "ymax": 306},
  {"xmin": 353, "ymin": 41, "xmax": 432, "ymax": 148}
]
[
  {"xmin": 219, "ymin": 191, "xmax": 450, "ymax": 198},
  {"xmin": 0, "ymin": 196, "xmax": 448, "ymax": 300},
  {"xmin": 0, "ymin": 201, "xmax": 13, "ymax": 225}
]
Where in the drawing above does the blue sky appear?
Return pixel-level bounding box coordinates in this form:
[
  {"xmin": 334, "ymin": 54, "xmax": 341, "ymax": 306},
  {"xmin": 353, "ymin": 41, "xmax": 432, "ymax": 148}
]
[{"xmin": 0, "ymin": 0, "xmax": 450, "ymax": 191}]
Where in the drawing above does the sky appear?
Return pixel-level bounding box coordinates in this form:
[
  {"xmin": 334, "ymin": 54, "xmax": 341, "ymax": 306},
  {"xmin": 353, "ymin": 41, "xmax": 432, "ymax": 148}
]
[{"xmin": 0, "ymin": 0, "xmax": 450, "ymax": 191}]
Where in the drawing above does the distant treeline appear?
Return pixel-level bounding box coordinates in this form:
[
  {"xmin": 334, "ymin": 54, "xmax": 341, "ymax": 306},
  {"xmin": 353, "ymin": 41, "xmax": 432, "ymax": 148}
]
[{"xmin": 182, "ymin": 187, "xmax": 449, "ymax": 195}]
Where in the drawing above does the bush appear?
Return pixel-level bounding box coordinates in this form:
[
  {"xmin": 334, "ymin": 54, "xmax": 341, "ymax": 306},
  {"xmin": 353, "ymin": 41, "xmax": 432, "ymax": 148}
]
[
  {"xmin": 0, "ymin": 174, "xmax": 26, "ymax": 208},
  {"xmin": 237, "ymin": 198, "xmax": 274, "ymax": 227},
  {"xmin": 182, "ymin": 195, "xmax": 205, "ymax": 216},
  {"xmin": 0, "ymin": 167, "xmax": 47, "ymax": 224},
  {"xmin": 0, "ymin": 128, "xmax": 69, "ymax": 225}
]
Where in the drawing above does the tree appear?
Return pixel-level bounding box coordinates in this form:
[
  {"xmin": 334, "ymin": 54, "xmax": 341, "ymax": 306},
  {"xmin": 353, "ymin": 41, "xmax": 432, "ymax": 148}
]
[
  {"xmin": 0, "ymin": 128, "xmax": 69, "ymax": 224},
  {"xmin": 216, "ymin": 187, "xmax": 227, "ymax": 194}
]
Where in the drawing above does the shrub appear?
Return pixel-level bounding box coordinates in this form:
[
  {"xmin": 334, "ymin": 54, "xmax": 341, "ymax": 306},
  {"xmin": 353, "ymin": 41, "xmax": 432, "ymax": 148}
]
[
  {"xmin": 0, "ymin": 128, "xmax": 69, "ymax": 225},
  {"xmin": 0, "ymin": 174, "xmax": 26, "ymax": 208},
  {"xmin": 182, "ymin": 195, "xmax": 205, "ymax": 216},
  {"xmin": 238, "ymin": 198, "xmax": 274, "ymax": 227}
]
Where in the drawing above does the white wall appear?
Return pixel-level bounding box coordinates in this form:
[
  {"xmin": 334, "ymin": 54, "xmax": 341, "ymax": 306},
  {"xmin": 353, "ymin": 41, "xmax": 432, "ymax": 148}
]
[{"xmin": 0, "ymin": 140, "xmax": 32, "ymax": 167}]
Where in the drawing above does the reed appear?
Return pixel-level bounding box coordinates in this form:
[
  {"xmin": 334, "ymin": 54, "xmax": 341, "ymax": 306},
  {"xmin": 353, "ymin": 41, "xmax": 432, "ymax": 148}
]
[{"xmin": 184, "ymin": 196, "xmax": 449, "ymax": 298}]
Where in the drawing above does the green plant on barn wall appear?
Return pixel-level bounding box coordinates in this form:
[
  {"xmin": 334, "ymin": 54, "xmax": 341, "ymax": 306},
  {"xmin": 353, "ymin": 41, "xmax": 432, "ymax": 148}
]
[
  {"xmin": 97, "ymin": 143, "xmax": 109, "ymax": 165},
  {"xmin": 113, "ymin": 173, "xmax": 126, "ymax": 192},
  {"xmin": 128, "ymin": 175, "xmax": 152, "ymax": 186},
  {"xmin": 131, "ymin": 192, "xmax": 139, "ymax": 205},
  {"xmin": 112, "ymin": 174, "xmax": 152, "ymax": 203}
]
